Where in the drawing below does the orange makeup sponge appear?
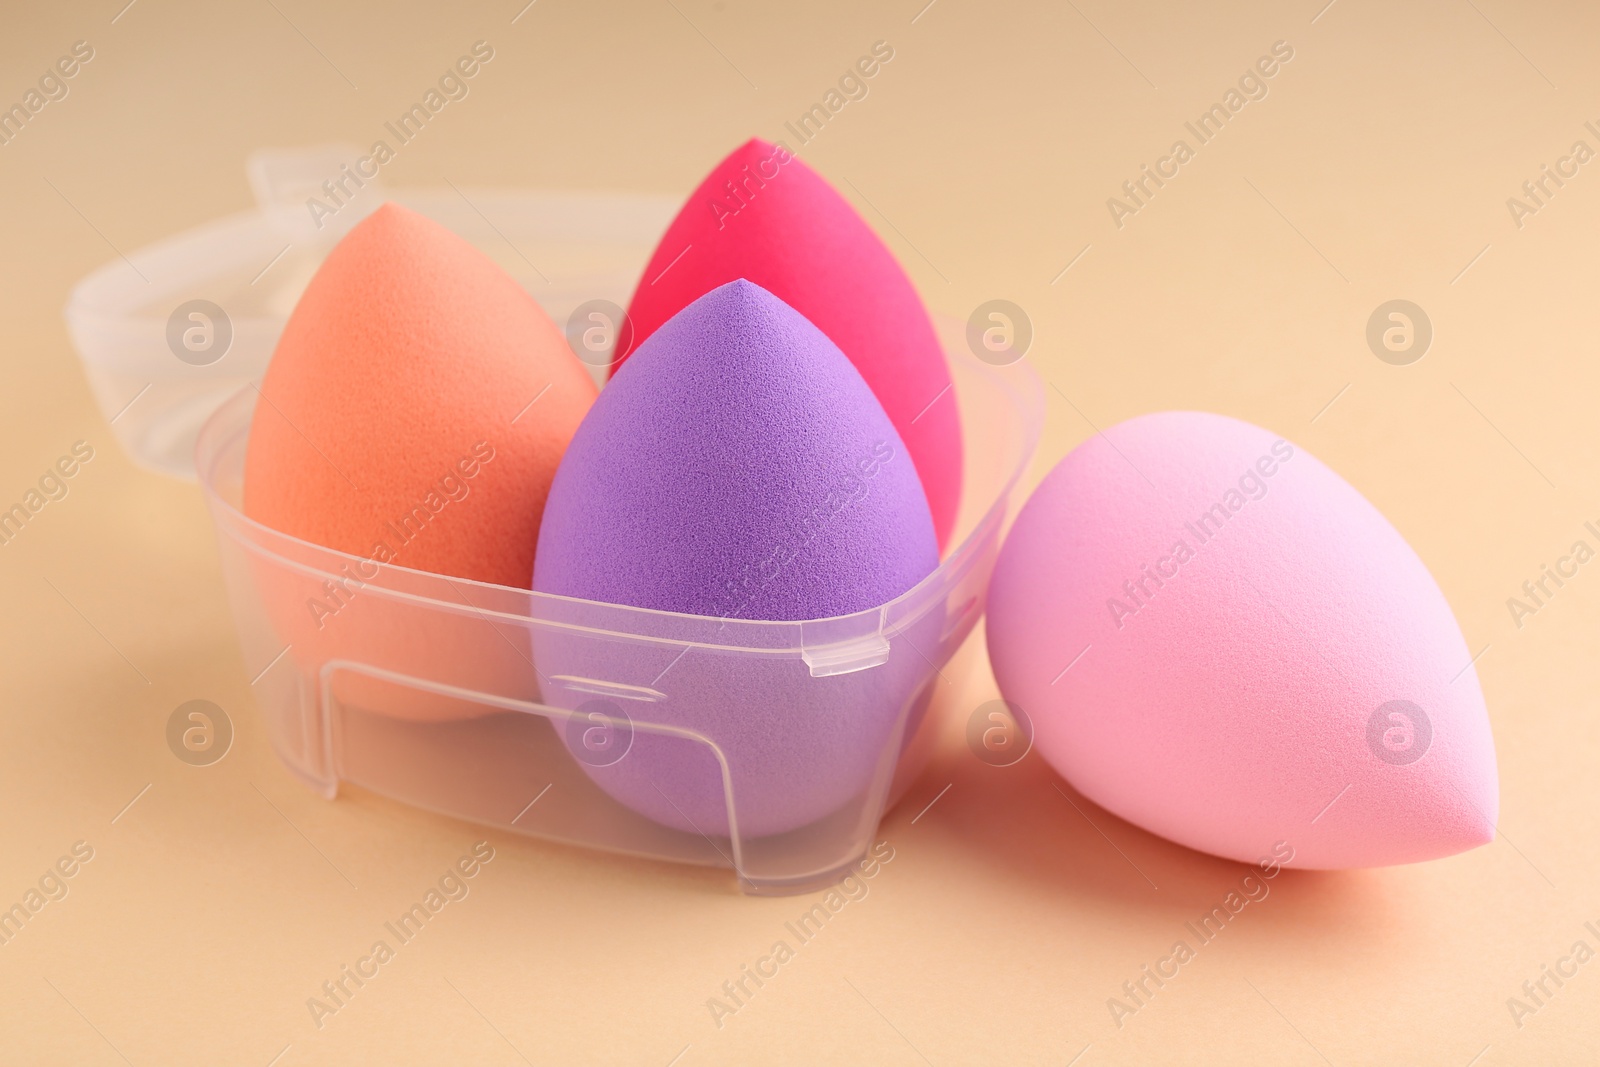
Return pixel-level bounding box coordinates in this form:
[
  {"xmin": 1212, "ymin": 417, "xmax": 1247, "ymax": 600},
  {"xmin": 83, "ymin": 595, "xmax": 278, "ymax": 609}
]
[
  {"xmin": 242, "ymin": 202, "xmax": 595, "ymax": 720},
  {"xmin": 244, "ymin": 202, "xmax": 593, "ymax": 584}
]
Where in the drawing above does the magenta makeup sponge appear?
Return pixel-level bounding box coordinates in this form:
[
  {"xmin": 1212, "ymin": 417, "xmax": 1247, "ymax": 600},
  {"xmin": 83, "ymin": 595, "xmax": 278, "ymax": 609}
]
[
  {"xmin": 987, "ymin": 412, "xmax": 1499, "ymax": 869},
  {"xmin": 613, "ymin": 138, "xmax": 963, "ymax": 551},
  {"xmin": 533, "ymin": 280, "xmax": 940, "ymax": 837}
]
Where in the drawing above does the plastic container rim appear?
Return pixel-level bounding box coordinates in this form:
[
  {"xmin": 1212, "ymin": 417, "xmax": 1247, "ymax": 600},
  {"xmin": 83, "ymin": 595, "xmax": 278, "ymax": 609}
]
[{"xmin": 195, "ymin": 358, "xmax": 1045, "ymax": 653}]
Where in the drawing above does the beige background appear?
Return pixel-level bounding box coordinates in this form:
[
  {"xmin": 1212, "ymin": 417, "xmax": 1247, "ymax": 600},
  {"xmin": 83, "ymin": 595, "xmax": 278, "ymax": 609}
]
[{"xmin": 2, "ymin": 0, "xmax": 1598, "ymax": 1063}]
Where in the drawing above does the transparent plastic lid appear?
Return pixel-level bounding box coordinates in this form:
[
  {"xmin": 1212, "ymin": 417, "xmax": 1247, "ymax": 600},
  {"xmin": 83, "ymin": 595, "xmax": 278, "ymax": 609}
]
[{"xmin": 64, "ymin": 144, "xmax": 678, "ymax": 478}]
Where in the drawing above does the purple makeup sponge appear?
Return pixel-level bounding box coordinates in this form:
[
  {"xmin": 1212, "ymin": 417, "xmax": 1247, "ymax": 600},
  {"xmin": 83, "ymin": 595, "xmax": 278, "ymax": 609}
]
[
  {"xmin": 532, "ymin": 279, "xmax": 942, "ymax": 837},
  {"xmin": 535, "ymin": 279, "xmax": 939, "ymax": 619}
]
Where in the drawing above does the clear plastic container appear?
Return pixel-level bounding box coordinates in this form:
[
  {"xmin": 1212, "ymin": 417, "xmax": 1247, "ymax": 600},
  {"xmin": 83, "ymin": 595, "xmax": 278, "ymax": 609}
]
[
  {"xmin": 73, "ymin": 147, "xmax": 1046, "ymax": 894},
  {"xmin": 197, "ymin": 346, "xmax": 1040, "ymax": 895}
]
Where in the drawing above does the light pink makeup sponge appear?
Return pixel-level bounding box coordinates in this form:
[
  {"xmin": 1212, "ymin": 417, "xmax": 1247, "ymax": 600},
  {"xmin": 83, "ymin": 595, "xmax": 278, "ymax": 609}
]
[{"xmin": 987, "ymin": 412, "xmax": 1499, "ymax": 868}]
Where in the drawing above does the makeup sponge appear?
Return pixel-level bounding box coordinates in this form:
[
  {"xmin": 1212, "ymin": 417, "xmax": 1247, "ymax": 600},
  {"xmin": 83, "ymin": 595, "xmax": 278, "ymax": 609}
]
[
  {"xmin": 614, "ymin": 138, "xmax": 963, "ymax": 550},
  {"xmin": 243, "ymin": 202, "xmax": 596, "ymax": 720},
  {"xmin": 533, "ymin": 279, "xmax": 941, "ymax": 836},
  {"xmin": 987, "ymin": 412, "xmax": 1499, "ymax": 868}
]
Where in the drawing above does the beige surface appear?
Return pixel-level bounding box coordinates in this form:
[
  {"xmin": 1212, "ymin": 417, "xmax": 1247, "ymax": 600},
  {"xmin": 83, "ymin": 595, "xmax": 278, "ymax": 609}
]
[{"xmin": 2, "ymin": 0, "xmax": 1598, "ymax": 1063}]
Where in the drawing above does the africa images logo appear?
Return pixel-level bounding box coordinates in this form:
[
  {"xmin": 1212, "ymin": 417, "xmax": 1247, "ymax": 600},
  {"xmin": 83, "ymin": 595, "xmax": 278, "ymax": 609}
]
[{"xmin": 1366, "ymin": 700, "xmax": 1431, "ymax": 766}]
